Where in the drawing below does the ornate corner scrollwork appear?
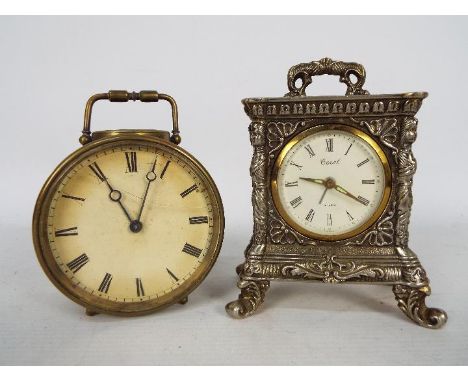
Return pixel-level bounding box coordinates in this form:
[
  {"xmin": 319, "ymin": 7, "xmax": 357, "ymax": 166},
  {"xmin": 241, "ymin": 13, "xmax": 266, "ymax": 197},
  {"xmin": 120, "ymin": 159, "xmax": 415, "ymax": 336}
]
[
  {"xmin": 269, "ymin": 209, "xmax": 316, "ymax": 245},
  {"xmin": 395, "ymin": 247, "xmax": 428, "ymax": 285},
  {"xmin": 267, "ymin": 121, "xmax": 305, "ymax": 158},
  {"xmin": 404, "ymin": 267, "xmax": 427, "ymax": 285},
  {"xmin": 345, "ymin": 202, "xmax": 395, "ymax": 246},
  {"xmin": 243, "ymin": 259, "xmax": 263, "ymax": 276},
  {"xmin": 393, "ymin": 285, "xmax": 447, "ymax": 329},
  {"xmin": 281, "ymin": 255, "xmax": 391, "ymax": 283},
  {"xmin": 357, "ymin": 118, "xmax": 399, "ymax": 153},
  {"xmin": 243, "ymin": 260, "xmax": 281, "ymax": 277}
]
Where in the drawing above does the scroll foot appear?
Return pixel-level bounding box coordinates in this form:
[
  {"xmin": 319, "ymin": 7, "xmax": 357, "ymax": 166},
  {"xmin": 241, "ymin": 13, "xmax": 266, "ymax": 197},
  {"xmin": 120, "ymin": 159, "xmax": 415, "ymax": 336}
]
[
  {"xmin": 226, "ymin": 276, "xmax": 270, "ymax": 319},
  {"xmin": 393, "ymin": 285, "xmax": 447, "ymax": 329}
]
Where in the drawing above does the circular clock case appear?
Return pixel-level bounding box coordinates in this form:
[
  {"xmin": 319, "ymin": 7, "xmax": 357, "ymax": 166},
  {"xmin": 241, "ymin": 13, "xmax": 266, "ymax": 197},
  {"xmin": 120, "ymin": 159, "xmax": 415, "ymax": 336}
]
[
  {"xmin": 271, "ymin": 124, "xmax": 391, "ymax": 241},
  {"xmin": 33, "ymin": 134, "xmax": 224, "ymax": 316}
]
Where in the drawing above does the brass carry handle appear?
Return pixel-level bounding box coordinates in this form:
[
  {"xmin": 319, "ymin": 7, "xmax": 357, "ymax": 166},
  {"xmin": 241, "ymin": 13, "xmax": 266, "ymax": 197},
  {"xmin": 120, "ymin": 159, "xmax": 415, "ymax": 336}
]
[
  {"xmin": 286, "ymin": 57, "xmax": 369, "ymax": 97},
  {"xmin": 80, "ymin": 90, "xmax": 181, "ymax": 145}
]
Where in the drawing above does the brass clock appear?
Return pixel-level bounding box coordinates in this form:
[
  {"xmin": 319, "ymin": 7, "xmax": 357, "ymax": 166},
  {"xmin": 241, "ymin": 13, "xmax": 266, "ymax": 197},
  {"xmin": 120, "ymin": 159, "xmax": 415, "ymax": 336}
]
[
  {"xmin": 33, "ymin": 90, "xmax": 224, "ymax": 316},
  {"xmin": 226, "ymin": 58, "xmax": 447, "ymax": 329}
]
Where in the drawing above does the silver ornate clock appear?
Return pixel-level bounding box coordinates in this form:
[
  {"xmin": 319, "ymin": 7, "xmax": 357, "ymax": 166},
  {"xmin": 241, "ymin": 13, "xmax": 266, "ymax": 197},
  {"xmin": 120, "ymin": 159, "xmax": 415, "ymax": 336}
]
[{"xmin": 225, "ymin": 58, "xmax": 447, "ymax": 329}]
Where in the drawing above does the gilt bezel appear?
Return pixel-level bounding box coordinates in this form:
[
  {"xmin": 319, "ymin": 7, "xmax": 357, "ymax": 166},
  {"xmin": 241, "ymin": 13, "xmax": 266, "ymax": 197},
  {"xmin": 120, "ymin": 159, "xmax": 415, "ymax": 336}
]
[{"xmin": 271, "ymin": 124, "xmax": 392, "ymax": 241}]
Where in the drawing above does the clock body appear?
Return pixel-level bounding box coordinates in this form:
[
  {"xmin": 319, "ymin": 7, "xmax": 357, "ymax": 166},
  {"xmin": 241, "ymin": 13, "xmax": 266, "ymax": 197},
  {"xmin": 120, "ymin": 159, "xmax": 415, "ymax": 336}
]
[
  {"xmin": 33, "ymin": 134, "xmax": 224, "ymax": 315},
  {"xmin": 226, "ymin": 58, "xmax": 447, "ymax": 329}
]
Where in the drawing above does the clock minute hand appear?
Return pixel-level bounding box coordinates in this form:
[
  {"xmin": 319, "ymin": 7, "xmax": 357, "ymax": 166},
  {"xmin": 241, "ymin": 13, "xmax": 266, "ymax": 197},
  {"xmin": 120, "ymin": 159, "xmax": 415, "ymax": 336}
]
[
  {"xmin": 334, "ymin": 184, "xmax": 367, "ymax": 206},
  {"xmin": 135, "ymin": 157, "xmax": 157, "ymax": 224}
]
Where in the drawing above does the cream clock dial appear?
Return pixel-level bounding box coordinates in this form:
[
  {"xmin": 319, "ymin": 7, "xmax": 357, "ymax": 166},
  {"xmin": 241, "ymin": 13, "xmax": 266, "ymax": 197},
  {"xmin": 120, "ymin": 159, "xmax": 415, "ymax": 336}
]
[
  {"xmin": 34, "ymin": 137, "xmax": 224, "ymax": 315},
  {"xmin": 272, "ymin": 125, "xmax": 391, "ymax": 240}
]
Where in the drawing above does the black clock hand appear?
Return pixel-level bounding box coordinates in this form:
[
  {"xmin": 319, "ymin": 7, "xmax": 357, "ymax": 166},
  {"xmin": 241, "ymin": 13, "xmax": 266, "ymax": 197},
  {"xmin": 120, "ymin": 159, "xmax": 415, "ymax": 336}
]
[
  {"xmin": 107, "ymin": 187, "xmax": 133, "ymax": 223},
  {"xmin": 133, "ymin": 157, "xmax": 157, "ymax": 230}
]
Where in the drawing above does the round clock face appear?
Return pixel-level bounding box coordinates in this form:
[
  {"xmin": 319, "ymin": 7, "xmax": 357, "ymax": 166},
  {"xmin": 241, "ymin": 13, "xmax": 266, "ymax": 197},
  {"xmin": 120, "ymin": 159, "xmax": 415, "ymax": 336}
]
[
  {"xmin": 272, "ymin": 125, "xmax": 391, "ymax": 241},
  {"xmin": 34, "ymin": 136, "xmax": 224, "ymax": 315}
]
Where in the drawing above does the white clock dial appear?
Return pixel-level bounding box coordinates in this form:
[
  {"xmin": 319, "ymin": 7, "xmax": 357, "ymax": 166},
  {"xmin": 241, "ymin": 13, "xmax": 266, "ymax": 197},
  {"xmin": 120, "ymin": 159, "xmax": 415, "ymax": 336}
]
[{"xmin": 273, "ymin": 126, "xmax": 391, "ymax": 240}]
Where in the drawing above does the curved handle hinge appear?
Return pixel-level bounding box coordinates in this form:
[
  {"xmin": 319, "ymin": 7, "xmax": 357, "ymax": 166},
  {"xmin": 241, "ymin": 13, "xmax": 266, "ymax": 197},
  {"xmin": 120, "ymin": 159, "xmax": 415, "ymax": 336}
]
[
  {"xmin": 286, "ymin": 57, "xmax": 369, "ymax": 97},
  {"xmin": 80, "ymin": 90, "xmax": 181, "ymax": 145}
]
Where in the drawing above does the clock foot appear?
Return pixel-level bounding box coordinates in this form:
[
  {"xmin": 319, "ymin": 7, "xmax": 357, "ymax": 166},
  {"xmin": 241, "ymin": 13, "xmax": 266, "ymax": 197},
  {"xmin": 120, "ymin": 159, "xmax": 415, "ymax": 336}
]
[
  {"xmin": 226, "ymin": 276, "xmax": 270, "ymax": 319},
  {"xmin": 85, "ymin": 308, "xmax": 98, "ymax": 316},
  {"xmin": 178, "ymin": 296, "xmax": 188, "ymax": 305},
  {"xmin": 392, "ymin": 285, "xmax": 447, "ymax": 329}
]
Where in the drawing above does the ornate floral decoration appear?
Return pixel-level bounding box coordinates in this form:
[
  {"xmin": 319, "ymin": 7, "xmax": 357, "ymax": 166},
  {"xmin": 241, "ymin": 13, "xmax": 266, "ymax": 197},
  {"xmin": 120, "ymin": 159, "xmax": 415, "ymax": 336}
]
[
  {"xmin": 249, "ymin": 122, "xmax": 268, "ymax": 248},
  {"xmin": 268, "ymin": 209, "xmax": 316, "ymax": 245},
  {"xmin": 345, "ymin": 202, "xmax": 395, "ymax": 246},
  {"xmin": 357, "ymin": 118, "xmax": 399, "ymax": 153},
  {"xmin": 395, "ymin": 117, "xmax": 418, "ymax": 246},
  {"xmin": 281, "ymin": 255, "xmax": 388, "ymax": 283},
  {"xmin": 266, "ymin": 121, "xmax": 305, "ymax": 157}
]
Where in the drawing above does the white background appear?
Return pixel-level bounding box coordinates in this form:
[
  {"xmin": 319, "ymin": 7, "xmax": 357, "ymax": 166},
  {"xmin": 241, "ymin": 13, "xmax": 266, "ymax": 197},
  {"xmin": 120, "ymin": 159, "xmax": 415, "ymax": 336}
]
[{"xmin": 0, "ymin": 16, "xmax": 467, "ymax": 365}]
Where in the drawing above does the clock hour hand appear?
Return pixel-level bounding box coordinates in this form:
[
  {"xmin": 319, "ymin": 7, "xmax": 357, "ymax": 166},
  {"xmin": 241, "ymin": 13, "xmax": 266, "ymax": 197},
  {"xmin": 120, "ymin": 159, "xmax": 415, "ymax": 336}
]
[
  {"xmin": 104, "ymin": 179, "xmax": 133, "ymax": 224},
  {"xmin": 300, "ymin": 177, "xmax": 334, "ymax": 204},
  {"xmin": 299, "ymin": 177, "xmax": 325, "ymax": 186},
  {"xmin": 334, "ymin": 184, "xmax": 367, "ymax": 206}
]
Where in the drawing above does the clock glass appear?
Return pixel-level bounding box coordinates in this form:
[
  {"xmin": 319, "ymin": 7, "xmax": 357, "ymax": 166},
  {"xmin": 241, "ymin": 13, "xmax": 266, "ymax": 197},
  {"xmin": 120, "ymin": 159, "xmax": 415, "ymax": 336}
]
[{"xmin": 272, "ymin": 125, "xmax": 391, "ymax": 241}]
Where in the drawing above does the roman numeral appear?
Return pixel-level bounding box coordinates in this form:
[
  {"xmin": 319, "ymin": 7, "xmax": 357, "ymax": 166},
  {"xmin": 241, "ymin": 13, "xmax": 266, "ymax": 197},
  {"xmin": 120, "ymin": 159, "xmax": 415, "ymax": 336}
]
[
  {"xmin": 125, "ymin": 152, "xmax": 137, "ymax": 173},
  {"xmin": 362, "ymin": 179, "xmax": 375, "ymax": 184},
  {"xmin": 180, "ymin": 184, "xmax": 198, "ymax": 198},
  {"xmin": 136, "ymin": 278, "xmax": 145, "ymax": 297},
  {"xmin": 98, "ymin": 273, "xmax": 113, "ymax": 294},
  {"xmin": 326, "ymin": 138, "xmax": 333, "ymax": 152},
  {"xmin": 55, "ymin": 227, "xmax": 78, "ymax": 237},
  {"xmin": 66, "ymin": 254, "xmax": 89, "ymax": 273},
  {"xmin": 290, "ymin": 196, "xmax": 303, "ymax": 208},
  {"xmin": 327, "ymin": 213, "xmax": 333, "ymax": 226},
  {"xmin": 89, "ymin": 162, "xmax": 106, "ymax": 182},
  {"xmin": 345, "ymin": 143, "xmax": 353, "ymax": 155},
  {"xmin": 357, "ymin": 158, "xmax": 370, "ymax": 168},
  {"xmin": 357, "ymin": 195, "xmax": 370, "ymax": 206},
  {"xmin": 160, "ymin": 161, "xmax": 171, "ymax": 179},
  {"xmin": 290, "ymin": 161, "xmax": 303, "ymax": 169},
  {"xmin": 285, "ymin": 181, "xmax": 298, "ymax": 187},
  {"xmin": 182, "ymin": 243, "xmax": 202, "ymax": 258},
  {"xmin": 306, "ymin": 209, "xmax": 315, "ymax": 222},
  {"xmin": 166, "ymin": 268, "xmax": 179, "ymax": 282},
  {"xmin": 305, "ymin": 144, "xmax": 315, "ymax": 157},
  {"xmin": 189, "ymin": 216, "xmax": 208, "ymax": 224},
  {"xmin": 346, "ymin": 211, "xmax": 354, "ymax": 221},
  {"xmin": 61, "ymin": 194, "xmax": 85, "ymax": 202}
]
